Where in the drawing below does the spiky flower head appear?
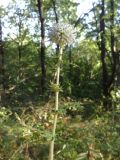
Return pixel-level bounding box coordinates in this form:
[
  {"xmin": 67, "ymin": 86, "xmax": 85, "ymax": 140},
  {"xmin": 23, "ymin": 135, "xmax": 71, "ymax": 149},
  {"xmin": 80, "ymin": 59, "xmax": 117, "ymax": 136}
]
[{"xmin": 49, "ymin": 23, "xmax": 76, "ymax": 48}]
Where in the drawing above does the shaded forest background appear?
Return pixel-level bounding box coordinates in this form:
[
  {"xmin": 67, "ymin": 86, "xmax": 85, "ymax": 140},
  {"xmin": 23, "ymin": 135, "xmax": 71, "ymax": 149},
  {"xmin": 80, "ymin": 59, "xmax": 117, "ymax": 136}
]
[
  {"xmin": 0, "ymin": 0, "xmax": 120, "ymax": 160},
  {"xmin": 0, "ymin": 0, "xmax": 120, "ymax": 107}
]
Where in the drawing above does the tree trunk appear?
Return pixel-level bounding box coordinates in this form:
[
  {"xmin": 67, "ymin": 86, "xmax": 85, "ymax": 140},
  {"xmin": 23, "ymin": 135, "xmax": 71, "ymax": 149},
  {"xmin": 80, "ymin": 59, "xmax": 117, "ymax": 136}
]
[
  {"xmin": 100, "ymin": 0, "xmax": 111, "ymax": 110},
  {"xmin": 52, "ymin": 0, "xmax": 59, "ymax": 54},
  {"xmin": 116, "ymin": 51, "xmax": 120, "ymax": 86},
  {"xmin": 17, "ymin": 10, "xmax": 22, "ymax": 80},
  {"xmin": 37, "ymin": 0, "xmax": 46, "ymax": 94},
  {"xmin": 0, "ymin": 17, "xmax": 5, "ymax": 103},
  {"xmin": 100, "ymin": 0, "xmax": 117, "ymax": 110},
  {"xmin": 18, "ymin": 44, "xmax": 22, "ymax": 80},
  {"xmin": 108, "ymin": 0, "xmax": 117, "ymax": 88},
  {"xmin": 52, "ymin": 0, "xmax": 59, "ymax": 23}
]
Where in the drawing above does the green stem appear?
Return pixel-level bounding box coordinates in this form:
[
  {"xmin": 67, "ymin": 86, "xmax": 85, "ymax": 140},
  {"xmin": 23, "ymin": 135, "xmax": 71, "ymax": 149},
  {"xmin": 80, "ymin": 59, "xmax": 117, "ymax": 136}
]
[{"xmin": 48, "ymin": 47, "xmax": 63, "ymax": 160}]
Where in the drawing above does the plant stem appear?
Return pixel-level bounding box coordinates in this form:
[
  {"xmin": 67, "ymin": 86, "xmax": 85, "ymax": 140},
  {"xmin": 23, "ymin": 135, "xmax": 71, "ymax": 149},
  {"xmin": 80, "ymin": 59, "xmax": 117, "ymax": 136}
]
[{"xmin": 48, "ymin": 47, "xmax": 63, "ymax": 160}]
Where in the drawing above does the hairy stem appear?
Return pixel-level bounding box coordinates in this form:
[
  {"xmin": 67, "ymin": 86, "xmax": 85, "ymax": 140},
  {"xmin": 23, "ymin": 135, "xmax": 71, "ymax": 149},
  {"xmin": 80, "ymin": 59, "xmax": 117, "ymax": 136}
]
[{"xmin": 48, "ymin": 47, "xmax": 63, "ymax": 160}]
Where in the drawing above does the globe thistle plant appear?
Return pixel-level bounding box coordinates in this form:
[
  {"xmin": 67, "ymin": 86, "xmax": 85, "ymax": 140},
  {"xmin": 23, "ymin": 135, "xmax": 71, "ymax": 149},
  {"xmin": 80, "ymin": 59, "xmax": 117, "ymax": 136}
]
[
  {"xmin": 49, "ymin": 23, "xmax": 76, "ymax": 47},
  {"xmin": 48, "ymin": 23, "xmax": 75, "ymax": 160}
]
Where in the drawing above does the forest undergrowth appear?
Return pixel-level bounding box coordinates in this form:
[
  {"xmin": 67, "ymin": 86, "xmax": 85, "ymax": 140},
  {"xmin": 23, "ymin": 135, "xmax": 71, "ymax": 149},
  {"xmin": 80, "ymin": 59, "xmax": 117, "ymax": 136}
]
[{"xmin": 0, "ymin": 98, "xmax": 120, "ymax": 160}]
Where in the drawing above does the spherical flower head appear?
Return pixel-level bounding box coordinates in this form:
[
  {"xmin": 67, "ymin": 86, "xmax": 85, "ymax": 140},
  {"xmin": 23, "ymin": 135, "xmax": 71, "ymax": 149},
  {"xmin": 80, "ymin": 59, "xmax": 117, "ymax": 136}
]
[{"xmin": 49, "ymin": 23, "xmax": 76, "ymax": 48}]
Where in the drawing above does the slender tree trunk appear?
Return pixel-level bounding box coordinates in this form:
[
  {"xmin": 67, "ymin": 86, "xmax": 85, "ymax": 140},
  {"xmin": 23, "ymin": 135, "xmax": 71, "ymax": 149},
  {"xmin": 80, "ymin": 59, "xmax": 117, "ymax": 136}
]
[
  {"xmin": 18, "ymin": 11, "xmax": 22, "ymax": 80},
  {"xmin": 52, "ymin": 0, "xmax": 59, "ymax": 54},
  {"xmin": 100, "ymin": 0, "xmax": 117, "ymax": 110},
  {"xmin": 48, "ymin": 48, "xmax": 63, "ymax": 160},
  {"xmin": 68, "ymin": 45, "xmax": 72, "ymax": 95},
  {"xmin": 108, "ymin": 0, "xmax": 117, "ymax": 87},
  {"xmin": 116, "ymin": 51, "xmax": 120, "ymax": 86},
  {"xmin": 109, "ymin": 0, "xmax": 118, "ymax": 110},
  {"xmin": 18, "ymin": 44, "xmax": 22, "ymax": 80},
  {"xmin": 100, "ymin": 0, "xmax": 110, "ymax": 109},
  {"xmin": 0, "ymin": 17, "xmax": 5, "ymax": 103},
  {"xmin": 37, "ymin": 0, "xmax": 46, "ymax": 94},
  {"xmin": 69, "ymin": 46, "xmax": 72, "ymax": 76},
  {"xmin": 52, "ymin": 0, "xmax": 59, "ymax": 23}
]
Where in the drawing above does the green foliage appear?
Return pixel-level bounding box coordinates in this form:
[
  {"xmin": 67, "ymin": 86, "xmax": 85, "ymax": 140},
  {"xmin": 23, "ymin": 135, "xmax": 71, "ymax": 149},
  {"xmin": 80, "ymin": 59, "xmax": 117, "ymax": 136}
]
[
  {"xmin": 0, "ymin": 107, "xmax": 51, "ymax": 160},
  {"xmin": 61, "ymin": 39, "xmax": 102, "ymax": 99},
  {"xmin": 1, "ymin": 0, "xmax": 120, "ymax": 159},
  {"xmin": 111, "ymin": 86, "xmax": 120, "ymax": 109},
  {"xmin": 50, "ymin": 82, "xmax": 62, "ymax": 93},
  {"xmin": 0, "ymin": 103, "xmax": 120, "ymax": 160}
]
